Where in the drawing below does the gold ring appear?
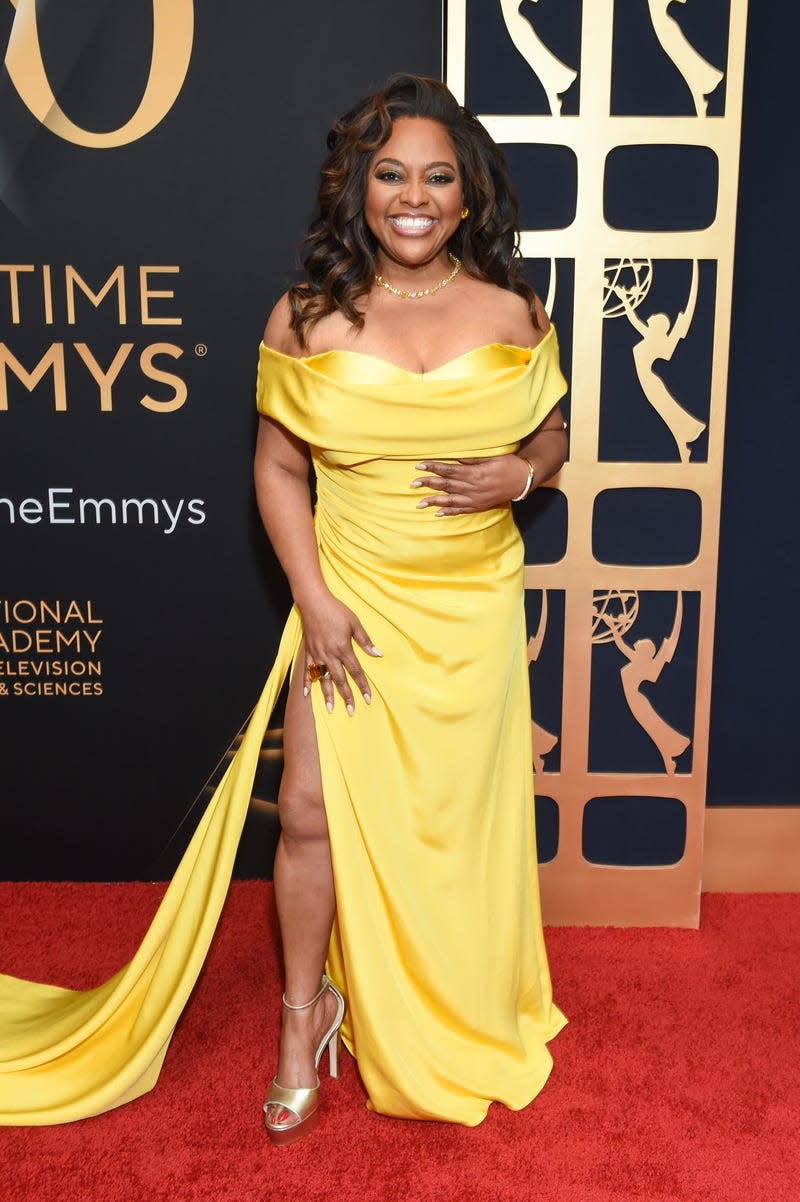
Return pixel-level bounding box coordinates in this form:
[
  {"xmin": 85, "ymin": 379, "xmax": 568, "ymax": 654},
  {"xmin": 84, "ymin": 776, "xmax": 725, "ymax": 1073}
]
[{"xmin": 307, "ymin": 662, "xmax": 330, "ymax": 682}]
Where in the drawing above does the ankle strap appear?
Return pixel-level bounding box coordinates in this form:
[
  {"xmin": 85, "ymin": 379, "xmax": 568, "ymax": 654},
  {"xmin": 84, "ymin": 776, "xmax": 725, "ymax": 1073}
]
[{"xmin": 282, "ymin": 974, "xmax": 329, "ymax": 1011}]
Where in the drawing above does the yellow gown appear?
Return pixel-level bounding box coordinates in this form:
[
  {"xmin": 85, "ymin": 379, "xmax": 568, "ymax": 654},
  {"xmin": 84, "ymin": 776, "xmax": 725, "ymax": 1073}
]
[{"xmin": 0, "ymin": 333, "xmax": 567, "ymax": 1127}]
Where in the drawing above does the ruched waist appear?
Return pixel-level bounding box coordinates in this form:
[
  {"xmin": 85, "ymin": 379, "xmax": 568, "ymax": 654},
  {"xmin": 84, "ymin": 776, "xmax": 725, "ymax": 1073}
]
[{"xmin": 313, "ymin": 455, "xmax": 522, "ymax": 579}]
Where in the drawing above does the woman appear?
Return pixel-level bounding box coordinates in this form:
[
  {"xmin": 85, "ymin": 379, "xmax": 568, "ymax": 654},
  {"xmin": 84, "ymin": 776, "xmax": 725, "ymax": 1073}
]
[
  {"xmin": 255, "ymin": 73, "xmax": 568, "ymax": 1143},
  {"xmin": 0, "ymin": 72, "xmax": 566, "ymax": 1135}
]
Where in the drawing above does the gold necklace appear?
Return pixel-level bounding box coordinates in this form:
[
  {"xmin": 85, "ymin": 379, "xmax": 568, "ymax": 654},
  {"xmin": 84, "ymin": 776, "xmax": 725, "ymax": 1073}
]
[{"xmin": 374, "ymin": 253, "xmax": 461, "ymax": 299}]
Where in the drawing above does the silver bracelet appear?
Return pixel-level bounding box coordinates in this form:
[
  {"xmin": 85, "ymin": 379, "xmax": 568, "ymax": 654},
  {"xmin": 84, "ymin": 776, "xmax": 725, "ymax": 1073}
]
[{"xmin": 511, "ymin": 457, "xmax": 535, "ymax": 502}]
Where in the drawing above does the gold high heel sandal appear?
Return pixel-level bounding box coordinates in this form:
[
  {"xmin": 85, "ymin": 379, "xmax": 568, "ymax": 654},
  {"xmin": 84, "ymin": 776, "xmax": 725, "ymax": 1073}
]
[{"xmin": 263, "ymin": 974, "xmax": 345, "ymax": 1147}]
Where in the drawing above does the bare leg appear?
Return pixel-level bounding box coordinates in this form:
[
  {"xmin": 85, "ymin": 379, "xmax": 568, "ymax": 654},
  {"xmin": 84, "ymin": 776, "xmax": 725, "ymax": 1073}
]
[{"xmin": 271, "ymin": 644, "xmax": 338, "ymax": 1092}]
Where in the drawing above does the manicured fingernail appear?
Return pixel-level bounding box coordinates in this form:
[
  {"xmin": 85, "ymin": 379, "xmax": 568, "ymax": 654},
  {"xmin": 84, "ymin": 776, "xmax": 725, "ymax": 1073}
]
[
  {"xmin": 417, "ymin": 499, "xmax": 429, "ymax": 509},
  {"xmin": 303, "ymin": 685, "xmax": 309, "ymax": 697},
  {"xmin": 347, "ymin": 703, "xmax": 354, "ymax": 716},
  {"xmin": 369, "ymin": 645, "xmax": 383, "ymax": 656},
  {"xmin": 326, "ymin": 700, "xmax": 333, "ymax": 713},
  {"xmin": 435, "ymin": 510, "xmax": 446, "ymax": 517},
  {"xmin": 363, "ymin": 692, "xmax": 372, "ymax": 704},
  {"xmin": 416, "ymin": 463, "xmax": 427, "ymax": 470},
  {"xmin": 410, "ymin": 479, "xmax": 422, "ymax": 488}
]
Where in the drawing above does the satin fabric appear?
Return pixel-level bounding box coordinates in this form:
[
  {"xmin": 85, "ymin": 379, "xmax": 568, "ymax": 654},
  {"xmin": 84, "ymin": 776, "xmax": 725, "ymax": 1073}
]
[
  {"xmin": 258, "ymin": 332, "xmax": 568, "ymax": 1124},
  {"xmin": 0, "ymin": 613, "xmax": 302, "ymax": 1125},
  {"xmin": 0, "ymin": 333, "xmax": 567, "ymax": 1127}
]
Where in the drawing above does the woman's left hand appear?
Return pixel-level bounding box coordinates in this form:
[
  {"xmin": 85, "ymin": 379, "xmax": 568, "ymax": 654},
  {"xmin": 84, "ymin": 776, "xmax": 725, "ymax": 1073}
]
[{"xmin": 411, "ymin": 455, "xmax": 531, "ymax": 515}]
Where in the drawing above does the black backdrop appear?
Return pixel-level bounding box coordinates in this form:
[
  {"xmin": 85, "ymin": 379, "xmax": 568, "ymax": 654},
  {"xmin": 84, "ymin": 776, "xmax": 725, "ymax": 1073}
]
[
  {"xmin": 708, "ymin": 1, "xmax": 800, "ymax": 807},
  {"xmin": 0, "ymin": 2, "xmax": 441, "ymax": 879},
  {"xmin": 0, "ymin": 2, "xmax": 796, "ymax": 882}
]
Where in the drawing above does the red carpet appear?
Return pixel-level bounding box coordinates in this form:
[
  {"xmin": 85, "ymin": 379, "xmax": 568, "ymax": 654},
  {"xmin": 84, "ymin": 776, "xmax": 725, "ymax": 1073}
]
[{"xmin": 0, "ymin": 883, "xmax": 797, "ymax": 1202}]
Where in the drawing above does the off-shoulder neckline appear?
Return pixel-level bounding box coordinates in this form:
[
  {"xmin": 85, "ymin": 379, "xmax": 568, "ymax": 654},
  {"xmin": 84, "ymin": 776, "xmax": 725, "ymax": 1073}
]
[{"xmin": 259, "ymin": 324, "xmax": 555, "ymax": 378}]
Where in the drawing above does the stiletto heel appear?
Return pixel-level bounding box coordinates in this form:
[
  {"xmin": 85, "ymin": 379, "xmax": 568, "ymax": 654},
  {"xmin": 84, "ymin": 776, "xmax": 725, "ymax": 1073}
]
[
  {"xmin": 328, "ymin": 1028, "xmax": 340, "ymax": 1079},
  {"xmin": 313, "ymin": 978, "xmax": 344, "ymax": 1077},
  {"xmin": 263, "ymin": 974, "xmax": 345, "ymax": 1147}
]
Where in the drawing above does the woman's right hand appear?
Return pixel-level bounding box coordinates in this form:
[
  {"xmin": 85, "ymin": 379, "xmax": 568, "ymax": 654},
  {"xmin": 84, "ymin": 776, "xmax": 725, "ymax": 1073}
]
[{"xmin": 299, "ymin": 591, "xmax": 382, "ymax": 714}]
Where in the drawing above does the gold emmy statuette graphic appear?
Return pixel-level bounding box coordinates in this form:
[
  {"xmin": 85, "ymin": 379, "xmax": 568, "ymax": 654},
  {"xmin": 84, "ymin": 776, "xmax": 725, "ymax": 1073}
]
[
  {"xmin": 602, "ymin": 258, "xmax": 652, "ymax": 319},
  {"xmin": 604, "ymin": 258, "xmax": 707, "ymax": 462},
  {"xmin": 4, "ymin": 0, "xmax": 194, "ymax": 148},
  {"xmin": 447, "ymin": 0, "xmax": 752, "ymax": 924},
  {"xmin": 590, "ymin": 587, "xmax": 640, "ymax": 645},
  {"xmin": 593, "ymin": 589, "xmax": 691, "ymax": 775},
  {"xmin": 647, "ymin": 0, "xmax": 725, "ymax": 116},
  {"xmin": 543, "ymin": 258, "xmax": 557, "ymax": 319},
  {"xmin": 500, "ymin": 0, "xmax": 578, "ymax": 115},
  {"xmin": 528, "ymin": 589, "xmax": 559, "ymax": 773}
]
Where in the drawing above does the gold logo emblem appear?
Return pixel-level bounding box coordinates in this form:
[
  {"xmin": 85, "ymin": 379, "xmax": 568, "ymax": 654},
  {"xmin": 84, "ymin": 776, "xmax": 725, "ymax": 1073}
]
[
  {"xmin": 448, "ymin": 0, "xmax": 747, "ymax": 924},
  {"xmin": 4, "ymin": 0, "xmax": 194, "ymax": 148}
]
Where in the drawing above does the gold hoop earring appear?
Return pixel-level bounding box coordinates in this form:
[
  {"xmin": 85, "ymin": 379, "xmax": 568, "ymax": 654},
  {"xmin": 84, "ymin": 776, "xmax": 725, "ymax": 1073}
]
[{"xmin": 460, "ymin": 206, "xmax": 469, "ymax": 219}]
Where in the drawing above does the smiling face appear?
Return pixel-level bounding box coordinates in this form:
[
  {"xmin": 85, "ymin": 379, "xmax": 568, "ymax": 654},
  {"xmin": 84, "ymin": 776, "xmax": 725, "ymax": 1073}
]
[{"xmin": 364, "ymin": 116, "xmax": 464, "ymax": 279}]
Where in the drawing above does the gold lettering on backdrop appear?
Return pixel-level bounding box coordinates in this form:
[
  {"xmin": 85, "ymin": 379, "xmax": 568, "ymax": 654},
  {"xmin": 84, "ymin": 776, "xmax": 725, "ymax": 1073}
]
[
  {"xmin": 41, "ymin": 264, "xmax": 53, "ymax": 324},
  {"xmin": 0, "ymin": 265, "xmax": 189, "ymax": 412},
  {"xmin": 0, "ymin": 628, "xmax": 102, "ymax": 654},
  {"xmin": 139, "ymin": 344, "xmax": 187, "ymax": 412},
  {"xmin": 70, "ymin": 599, "xmax": 99, "ymax": 622},
  {"xmin": 0, "ymin": 264, "xmax": 33, "ymax": 322},
  {"xmin": 4, "ymin": 0, "xmax": 194, "ymax": 148},
  {"xmin": 139, "ymin": 267, "xmax": 182, "ymax": 325},
  {"xmin": 0, "ymin": 598, "xmax": 104, "ymax": 699},
  {"xmin": 0, "ymin": 659, "xmax": 102, "ymax": 675},
  {"xmin": 0, "ymin": 343, "xmax": 66, "ymax": 411},
  {"xmin": 1, "ymin": 265, "xmax": 181, "ymax": 325},
  {"xmin": 65, "ymin": 266, "xmax": 126, "ymax": 325},
  {"xmin": 9, "ymin": 682, "xmax": 104, "ymax": 696},
  {"xmin": 447, "ymin": 0, "xmax": 748, "ymax": 925},
  {"xmin": 74, "ymin": 343, "xmax": 134, "ymax": 412}
]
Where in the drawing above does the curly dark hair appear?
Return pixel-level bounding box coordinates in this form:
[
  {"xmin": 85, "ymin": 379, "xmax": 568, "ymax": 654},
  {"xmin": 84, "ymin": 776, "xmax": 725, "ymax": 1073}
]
[{"xmin": 288, "ymin": 73, "xmax": 539, "ymax": 346}]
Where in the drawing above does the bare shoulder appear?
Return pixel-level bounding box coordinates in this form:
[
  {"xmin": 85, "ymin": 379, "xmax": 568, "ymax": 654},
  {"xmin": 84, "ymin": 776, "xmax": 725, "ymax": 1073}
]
[
  {"xmin": 301, "ymin": 307, "xmax": 358, "ymax": 355},
  {"xmin": 261, "ymin": 292, "xmax": 304, "ymax": 356},
  {"xmin": 494, "ymin": 286, "xmax": 551, "ymax": 347},
  {"xmin": 262, "ymin": 292, "xmax": 359, "ymax": 357},
  {"xmin": 461, "ymin": 277, "xmax": 551, "ymax": 348}
]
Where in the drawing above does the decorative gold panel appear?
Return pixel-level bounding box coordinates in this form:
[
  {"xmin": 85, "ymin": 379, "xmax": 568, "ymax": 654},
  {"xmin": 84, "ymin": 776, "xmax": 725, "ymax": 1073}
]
[{"xmin": 447, "ymin": 1, "xmax": 748, "ymax": 926}]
